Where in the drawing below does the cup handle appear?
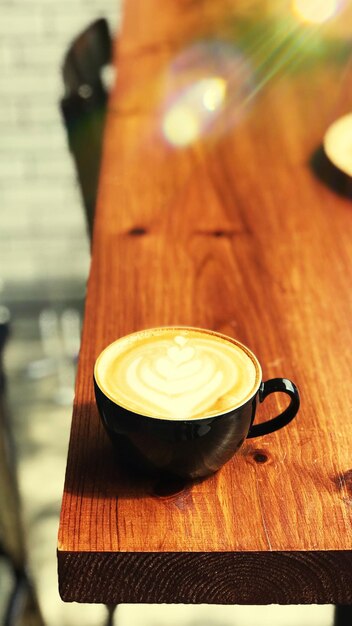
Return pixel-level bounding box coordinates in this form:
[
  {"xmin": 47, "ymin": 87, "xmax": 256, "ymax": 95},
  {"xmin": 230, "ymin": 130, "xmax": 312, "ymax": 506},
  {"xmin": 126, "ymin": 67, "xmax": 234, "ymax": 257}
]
[{"xmin": 247, "ymin": 378, "xmax": 300, "ymax": 438}]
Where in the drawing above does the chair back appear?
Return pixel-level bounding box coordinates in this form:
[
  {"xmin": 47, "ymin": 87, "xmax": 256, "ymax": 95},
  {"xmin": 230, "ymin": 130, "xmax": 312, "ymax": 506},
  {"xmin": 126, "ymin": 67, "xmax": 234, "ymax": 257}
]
[{"xmin": 60, "ymin": 19, "xmax": 113, "ymax": 240}]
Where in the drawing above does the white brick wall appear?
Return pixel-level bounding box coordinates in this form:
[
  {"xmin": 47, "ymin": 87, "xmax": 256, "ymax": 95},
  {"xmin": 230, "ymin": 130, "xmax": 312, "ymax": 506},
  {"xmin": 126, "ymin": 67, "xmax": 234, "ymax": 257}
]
[{"xmin": 0, "ymin": 0, "xmax": 121, "ymax": 293}]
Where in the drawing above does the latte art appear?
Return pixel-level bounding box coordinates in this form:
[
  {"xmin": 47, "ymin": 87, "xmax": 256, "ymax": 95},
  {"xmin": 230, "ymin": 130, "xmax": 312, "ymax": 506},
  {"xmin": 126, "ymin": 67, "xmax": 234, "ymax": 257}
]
[{"xmin": 95, "ymin": 327, "xmax": 261, "ymax": 420}]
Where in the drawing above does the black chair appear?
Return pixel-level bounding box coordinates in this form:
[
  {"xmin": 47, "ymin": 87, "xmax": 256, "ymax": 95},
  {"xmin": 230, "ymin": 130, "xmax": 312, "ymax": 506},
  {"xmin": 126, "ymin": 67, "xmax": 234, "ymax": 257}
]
[{"xmin": 60, "ymin": 18, "xmax": 113, "ymax": 240}]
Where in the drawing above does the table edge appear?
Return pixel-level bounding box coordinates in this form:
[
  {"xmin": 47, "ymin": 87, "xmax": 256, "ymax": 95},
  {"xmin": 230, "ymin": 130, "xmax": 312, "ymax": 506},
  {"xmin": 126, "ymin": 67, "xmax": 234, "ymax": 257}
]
[{"xmin": 57, "ymin": 549, "xmax": 352, "ymax": 604}]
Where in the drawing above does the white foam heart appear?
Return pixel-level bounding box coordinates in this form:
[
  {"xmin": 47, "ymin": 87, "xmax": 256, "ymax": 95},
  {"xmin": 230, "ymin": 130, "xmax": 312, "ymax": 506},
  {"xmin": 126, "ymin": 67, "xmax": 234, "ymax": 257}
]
[
  {"xmin": 167, "ymin": 345, "xmax": 195, "ymax": 364},
  {"xmin": 155, "ymin": 356, "xmax": 202, "ymax": 381},
  {"xmin": 126, "ymin": 355, "xmax": 225, "ymax": 418}
]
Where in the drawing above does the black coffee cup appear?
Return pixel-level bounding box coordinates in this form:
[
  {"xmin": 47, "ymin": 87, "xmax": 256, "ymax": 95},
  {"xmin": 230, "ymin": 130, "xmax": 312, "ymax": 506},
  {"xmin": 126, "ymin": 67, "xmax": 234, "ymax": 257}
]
[{"xmin": 94, "ymin": 327, "xmax": 300, "ymax": 479}]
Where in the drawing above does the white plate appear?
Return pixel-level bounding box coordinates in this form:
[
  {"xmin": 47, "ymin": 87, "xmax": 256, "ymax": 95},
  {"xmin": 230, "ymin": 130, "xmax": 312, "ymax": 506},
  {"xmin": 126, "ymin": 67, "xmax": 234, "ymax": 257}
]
[{"xmin": 323, "ymin": 112, "xmax": 352, "ymax": 176}]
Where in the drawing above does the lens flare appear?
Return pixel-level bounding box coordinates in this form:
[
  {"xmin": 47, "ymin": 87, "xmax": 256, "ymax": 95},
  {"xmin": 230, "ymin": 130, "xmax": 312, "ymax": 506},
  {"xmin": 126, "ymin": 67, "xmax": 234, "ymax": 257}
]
[
  {"xmin": 161, "ymin": 42, "xmax": 253, "ymax": 147},
  {"xmin": 163, "ymin": 103, "xmax": 201, "ymax": 148},
  {"xmin": 201, "ymin": 77, "xmax": 227, "ymax": 112},
  {"xmin": 162, "ymin": 77, "xmax": 227, "ymax": 147},
  {"xmin": 292, "ymin": 0, "xmax": 341, "ymax": 24}
]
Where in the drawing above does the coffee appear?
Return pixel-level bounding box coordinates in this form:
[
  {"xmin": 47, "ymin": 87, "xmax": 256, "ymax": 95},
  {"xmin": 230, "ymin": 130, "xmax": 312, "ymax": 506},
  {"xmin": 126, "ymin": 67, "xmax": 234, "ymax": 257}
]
[
  {"xmin": 94, "ymin": 327, "xmax": 300, "ymax": 478},
  {"xmin": 94, "ymin": 327, "xmax": 261, "ymax": 420}
]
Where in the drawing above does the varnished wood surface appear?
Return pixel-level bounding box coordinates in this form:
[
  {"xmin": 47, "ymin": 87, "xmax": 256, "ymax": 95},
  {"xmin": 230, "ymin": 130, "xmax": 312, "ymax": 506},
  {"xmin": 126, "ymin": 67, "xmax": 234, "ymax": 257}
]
[{"xmin": 58, "ymin": 0, "xmax": 352, "ymax": 604}]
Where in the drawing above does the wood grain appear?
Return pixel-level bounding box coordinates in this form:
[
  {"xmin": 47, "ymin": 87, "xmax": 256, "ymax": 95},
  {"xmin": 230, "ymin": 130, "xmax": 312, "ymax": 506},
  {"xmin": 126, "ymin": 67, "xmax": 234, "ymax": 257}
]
[
  {"xmin": 59, "ymin": 551, "xmax": 352, "ymax": 605},
  {"xmin": 58, "ymin": 0, "xmax": 352, "ymax": 604}
]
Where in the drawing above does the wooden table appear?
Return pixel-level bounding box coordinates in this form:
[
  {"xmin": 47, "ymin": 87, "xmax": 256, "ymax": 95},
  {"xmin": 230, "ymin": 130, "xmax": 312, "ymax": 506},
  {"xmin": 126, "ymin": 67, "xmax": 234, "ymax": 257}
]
[{"xmin": 58, "ymin": 0, "xmax": 352, "ymax": 610}]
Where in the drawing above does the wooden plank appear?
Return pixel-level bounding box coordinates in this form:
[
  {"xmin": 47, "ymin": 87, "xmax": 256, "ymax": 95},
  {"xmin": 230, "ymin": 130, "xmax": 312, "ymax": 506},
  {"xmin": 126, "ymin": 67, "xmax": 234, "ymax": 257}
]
[
  {"xmin": 58, "ymin": 0, "xmax": 352, "ymax": 604},
  {"xmin": 58, "ymin": 551, "xmax": 352, "ymax": 605}
]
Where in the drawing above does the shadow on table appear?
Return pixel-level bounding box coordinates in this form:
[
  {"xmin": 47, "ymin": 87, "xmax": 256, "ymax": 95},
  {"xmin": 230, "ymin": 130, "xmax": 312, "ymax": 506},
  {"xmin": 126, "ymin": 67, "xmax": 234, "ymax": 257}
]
[{"xmin": 64, "ymin": 402, "xmax": 197, "ymax": 500}]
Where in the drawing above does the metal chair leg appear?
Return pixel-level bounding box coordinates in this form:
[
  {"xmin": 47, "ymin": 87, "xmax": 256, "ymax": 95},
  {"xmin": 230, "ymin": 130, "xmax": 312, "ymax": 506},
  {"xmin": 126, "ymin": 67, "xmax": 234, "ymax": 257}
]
[
  {"xmin": 0, "ymin": 315, "xmax": 45, "ymax": 626},
  {"xmin": 105, "ymin": 604, "xmax": 117, "ymax": 626}
]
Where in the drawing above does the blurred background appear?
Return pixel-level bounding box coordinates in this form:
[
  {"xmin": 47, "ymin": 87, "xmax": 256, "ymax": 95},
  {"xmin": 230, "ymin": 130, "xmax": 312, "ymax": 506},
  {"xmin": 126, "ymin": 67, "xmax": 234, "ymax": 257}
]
[
  {"xmin": 0, "ymin": 1, "xmax": 119, "ymax": 624},
  {"xmin": 0, "ymin": 0, "xmax": 349, "ymax": 624}
]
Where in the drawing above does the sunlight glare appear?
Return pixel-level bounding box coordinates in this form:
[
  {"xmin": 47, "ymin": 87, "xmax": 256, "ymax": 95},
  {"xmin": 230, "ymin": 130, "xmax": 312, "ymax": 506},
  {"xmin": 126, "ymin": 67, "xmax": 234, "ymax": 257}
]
[{"xmin": 292, "ymin": 0, "xmax": 340, "ymax": 24}]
